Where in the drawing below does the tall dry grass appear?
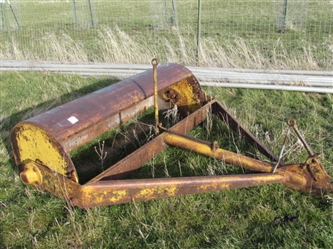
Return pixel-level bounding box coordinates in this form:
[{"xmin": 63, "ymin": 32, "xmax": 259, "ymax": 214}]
[{"xmin": 0, "ymin": 26, "xmax": 332, "ymax": 70}]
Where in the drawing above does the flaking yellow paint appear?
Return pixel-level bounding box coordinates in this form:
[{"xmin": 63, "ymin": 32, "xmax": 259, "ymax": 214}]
[
  {"xmin": 199, "ymin": 183, "xmax": 230, "ymax": 191},
  {"xmin": 109, "ymin": 190, "xmax": 128, "ymax": 203},
  {"xmin": 137, "ymin": 186, "xmax": 178, "ymax": 198},
  {"xmin": 15, "ymin": 123, "xmax": 69, "ymax": 177},
  {"xmin": 166, "ymin": 78, "xmax": 203, "ymax": 113}
]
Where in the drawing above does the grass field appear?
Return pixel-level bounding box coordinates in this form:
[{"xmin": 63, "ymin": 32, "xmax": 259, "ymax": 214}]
[
  {"xmin": 0, "ymin": 71, "xmax": 333, "ymax": 248},
  {"xmin": 0, "ymin": 0, "xmax": 332, "ymax": 248},
  {"xmin": 0, "ymin": 0, "xmax": 332, "ymax": 69}
]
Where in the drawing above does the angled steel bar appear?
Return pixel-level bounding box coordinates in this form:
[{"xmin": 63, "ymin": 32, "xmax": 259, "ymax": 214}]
[{"xmin": 212, "ymin": 101, "xmax": 281, "ymax": 163}]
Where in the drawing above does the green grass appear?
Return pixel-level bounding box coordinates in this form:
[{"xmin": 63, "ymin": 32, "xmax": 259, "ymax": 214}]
[
  {"xmin": 1, "ymin": 71, "xmax": 333, "ymax": 248},
  {"xmin": 0, "ymin": 0, "xmax": 332, "ymax": 69}
]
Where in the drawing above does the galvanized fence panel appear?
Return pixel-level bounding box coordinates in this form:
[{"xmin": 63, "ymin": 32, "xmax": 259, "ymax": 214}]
[{"xmin": 0, "ymin": 0, "xmax": 332, "ymax": 69}]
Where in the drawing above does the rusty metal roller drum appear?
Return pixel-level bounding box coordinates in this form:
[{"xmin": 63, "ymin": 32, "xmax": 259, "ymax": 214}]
[
  {"xmin": 10, "ymin": 60, "xmax": 333, "ymax": 208},
  {"xmin": 11, "ymin": 63, "xmax": 205, "ymax": 184}
]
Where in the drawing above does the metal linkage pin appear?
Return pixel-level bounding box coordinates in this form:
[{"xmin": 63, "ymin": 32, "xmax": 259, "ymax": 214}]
[
  {"xmin": 273, "ymin": 127, "xmax": 290, "ymax": 173},
  {"xmin": 152, "ymin": 58, "xmax": 159, "ymax": 135},
  {"xmin": 287, "ymin": 118, "xmax": 315, "ymax": 157}
]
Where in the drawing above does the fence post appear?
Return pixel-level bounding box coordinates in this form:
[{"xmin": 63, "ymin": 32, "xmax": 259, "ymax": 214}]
[
  {"xmin": 196, "ymin": 0, "xmax": 201, "ymax": 65},
  {"xmin": 72, "ymin": 0, "xmax": 78, "ymax": 29},
  {"xmin": 8, "ymin": 0, "xmax": 20, "ymax": 29},
  {"xmin": 0, "ymin": 1, "xmax": 4, "ymax": 31},
  {"xmin": 1, "ymin": 1, "xmax": 14, "ymax": 57},
  {"xmin": 171, "ymin": 0, "xmax": 177, "ymax": 27},
  {"xmin": 88, "ymin": 0, "xmax": 95, "ymax": 28},
  {"xmin": 280, "ymin": 0, "xmax": 288, "ymax": 32}
]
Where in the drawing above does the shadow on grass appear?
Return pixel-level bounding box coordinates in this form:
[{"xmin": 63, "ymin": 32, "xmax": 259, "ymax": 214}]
[{"xmin": 0, "ymin": 77, "xmax": 119, "ymax": 172}]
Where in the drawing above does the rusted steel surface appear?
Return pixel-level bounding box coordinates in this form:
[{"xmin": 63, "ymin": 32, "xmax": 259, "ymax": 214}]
[
  {"xmin": 152, "ymin": 59, "xmax": 160, "ymax": 134},
  {"xmin": 19, "ymin": 161, "xmax": 80, "ymax": 201},
  {"xmin": 287, "ymin": 118, "xmax": 315, "ymax": 156},
  {"xmin": 10, "ymin": 61, "xmax": 333, "ymax": 208},
  {"xmin": 22, "ymin": 160, "xmax": 284, "ymax": 208},
  {"xmin": 78, "ymin": 174, "xmax": 284, "ymax": 208},
  {"xmin": 212, "ymin": 101, "xmax": 280, "ymax": 163},
  {"xmin": 11, "ymin": 122, "xmax": 79, "ymax": 182},
  {"xmin": 13, "ymin": 63, "xmax": 196, "ymax": 154},
  {"xmin": 277, "ymin": 159, "xmax": 332, "ymax": 194},
  {"xmin": 21, "ymin": 152, "xmax": 333, "ymax": 208},
  {"xmin": 87, "ymin": 101, "xmax": 211, "ymax": 183},
  {"xmin": 11, "ymin": 62, "xmax": 205, "ymax": 181},
  {"xmin": 164, "ymin": 131, "xmax": 275, "ymax": 173}
]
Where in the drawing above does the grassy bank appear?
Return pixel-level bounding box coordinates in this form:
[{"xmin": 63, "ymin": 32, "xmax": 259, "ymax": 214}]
[{"xmin": 1, "ymin": 71, "xmax": 333, "ymax": 248}]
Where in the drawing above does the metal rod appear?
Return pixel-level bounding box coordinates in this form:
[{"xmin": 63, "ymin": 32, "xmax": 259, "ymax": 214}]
[
  {"xmin": 212, "ymin": 101, "xmax": 281, "ymax": 163},
  {"xmin": 3, "ymin": 61, "xmax": 333, "ymax": 76},
  {"xmin": 287, "ymin": 118, "xmax": 314, "ymax": 156},
  {"xmin": 1, "ymin": 61, "xmax": 331, "ymax": 93},
  {"xmin": 164, "ymin": 131, "xmax": 275, "ymax": 173},
  {"xmin": 2, "ymin": 61, "xmax": 332, "ymax": 86},
  {"xmin": 201, "ymin": 82, "xmax": 333, "ymax": 94},
  {"xmin": 152, "ymin": 58, "xmax": 159, "ymax": 134},
  {"xmin": 273, "ymin": 128, "xmax": 290, "ymax": 173}
]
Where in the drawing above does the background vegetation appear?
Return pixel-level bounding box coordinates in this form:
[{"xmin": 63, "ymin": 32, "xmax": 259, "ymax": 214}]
[
  {"xmin": 0, "ymin": 0, "xmax": 332, "ymax": 69},
  {"xmin": 0, "ymin": 71, "xmax": 332, "ymax": 248}
]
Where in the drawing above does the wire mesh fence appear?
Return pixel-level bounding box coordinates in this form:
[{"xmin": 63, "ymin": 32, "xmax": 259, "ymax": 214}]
[{"xmin": 0, "ymin": 0, "xmax": 332, "ymax": 69}]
